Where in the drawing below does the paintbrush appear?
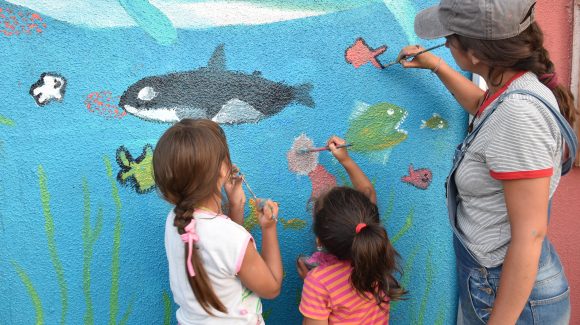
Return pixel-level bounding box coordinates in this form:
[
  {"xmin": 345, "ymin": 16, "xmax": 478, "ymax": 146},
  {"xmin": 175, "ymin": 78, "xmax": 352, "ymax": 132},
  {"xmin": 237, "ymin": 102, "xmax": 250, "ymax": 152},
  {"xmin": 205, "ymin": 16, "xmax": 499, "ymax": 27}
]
[
  {"xmin": 383, "ymin": 43, "xmax": 446, "ymax": 68},
  {"xmin": 297, "ymin": 143, "xmax": 353, "ymax": 154},
  {"xmin": 239, "ymin": 173, "xmax": 277, "ymax": 221}
]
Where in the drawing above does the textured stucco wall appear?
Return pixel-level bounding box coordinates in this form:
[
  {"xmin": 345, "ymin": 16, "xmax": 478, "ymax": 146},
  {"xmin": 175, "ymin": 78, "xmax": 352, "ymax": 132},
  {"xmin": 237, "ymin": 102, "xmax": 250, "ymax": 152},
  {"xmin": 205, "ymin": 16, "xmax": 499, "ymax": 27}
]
[
  {"xmin": 536, "ymin": 0, "xmax": 575, "ymax": 86},
  {"xmin": 0, "ymin": 1, "xmax": 468, "ymax": 324},
  {"xmin": 536, "ymin": 1, "xmax": 580, "ymax": 323}
]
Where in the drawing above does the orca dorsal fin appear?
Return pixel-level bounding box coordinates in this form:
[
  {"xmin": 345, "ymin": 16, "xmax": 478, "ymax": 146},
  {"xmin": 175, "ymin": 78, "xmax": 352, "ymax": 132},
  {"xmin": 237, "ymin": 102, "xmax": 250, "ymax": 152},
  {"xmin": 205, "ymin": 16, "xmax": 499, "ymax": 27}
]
[{"xmin": 207, "ymin": 44, "xmax": 226, "ymax": 70}]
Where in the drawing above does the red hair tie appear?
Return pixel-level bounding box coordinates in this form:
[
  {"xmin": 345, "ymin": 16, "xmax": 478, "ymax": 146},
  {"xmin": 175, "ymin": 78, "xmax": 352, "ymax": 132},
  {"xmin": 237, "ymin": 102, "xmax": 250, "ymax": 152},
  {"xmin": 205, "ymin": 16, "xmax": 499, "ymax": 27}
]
[
  {"xmin": 539, "ymin": 73, "xmax": 559, "ymax": 90},
  {"xmin": 355, "ymin": 223, "xmax": 367, "ymax": 234}
]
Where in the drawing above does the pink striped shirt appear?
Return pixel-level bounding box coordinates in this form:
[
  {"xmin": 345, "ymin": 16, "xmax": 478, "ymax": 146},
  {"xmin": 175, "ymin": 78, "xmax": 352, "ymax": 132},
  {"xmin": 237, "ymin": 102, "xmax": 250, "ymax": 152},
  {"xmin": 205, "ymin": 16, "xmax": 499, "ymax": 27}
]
[{"xmin": 299, "ymin": 260, "xmax": 390, "ymax": 324}]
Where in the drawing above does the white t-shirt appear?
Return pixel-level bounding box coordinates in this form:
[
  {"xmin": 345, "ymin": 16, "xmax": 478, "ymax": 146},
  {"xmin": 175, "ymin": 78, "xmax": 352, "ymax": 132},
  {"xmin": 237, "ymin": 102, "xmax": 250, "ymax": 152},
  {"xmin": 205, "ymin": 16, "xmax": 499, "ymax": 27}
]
[{"xmin": 165, "ymin": 209, "xmax": 264, "ymax": 325}]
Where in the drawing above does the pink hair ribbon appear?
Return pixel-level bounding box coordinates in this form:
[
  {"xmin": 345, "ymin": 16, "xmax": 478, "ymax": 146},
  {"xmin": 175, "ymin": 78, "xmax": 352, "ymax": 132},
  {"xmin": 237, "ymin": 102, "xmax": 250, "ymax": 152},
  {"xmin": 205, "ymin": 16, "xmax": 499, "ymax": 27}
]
[{"xmin": 180, "ymin": 219, "xmax": 199, "ymax": 277}]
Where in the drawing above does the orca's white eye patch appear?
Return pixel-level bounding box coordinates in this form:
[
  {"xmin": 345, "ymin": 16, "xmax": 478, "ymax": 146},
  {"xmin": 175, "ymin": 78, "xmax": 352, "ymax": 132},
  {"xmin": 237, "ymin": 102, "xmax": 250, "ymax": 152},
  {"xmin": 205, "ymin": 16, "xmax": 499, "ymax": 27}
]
[{"xmin": 138, "ymin": 86, "xmax": 157, "ymax": 101}]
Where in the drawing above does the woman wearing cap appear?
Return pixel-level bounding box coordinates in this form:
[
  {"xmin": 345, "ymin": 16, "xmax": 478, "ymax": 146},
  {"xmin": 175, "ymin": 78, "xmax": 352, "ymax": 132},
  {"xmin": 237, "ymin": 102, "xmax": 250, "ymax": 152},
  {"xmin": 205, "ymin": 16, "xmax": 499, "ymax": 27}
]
[{"xmin": 398, "ymin": 0, "xmax": 577, "ymax": 324}]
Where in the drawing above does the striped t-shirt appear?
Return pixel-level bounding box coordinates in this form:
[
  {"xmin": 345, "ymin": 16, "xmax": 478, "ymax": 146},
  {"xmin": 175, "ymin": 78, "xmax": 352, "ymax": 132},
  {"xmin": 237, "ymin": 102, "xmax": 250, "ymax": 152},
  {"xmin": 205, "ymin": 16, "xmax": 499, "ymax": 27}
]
[
  {"xmin": 455, "ymin": 71, "xmax": 563, "ymax": 268},
  {"xmin": 299, "ymin": 260, "xmax": 390, "ymax": 324}
]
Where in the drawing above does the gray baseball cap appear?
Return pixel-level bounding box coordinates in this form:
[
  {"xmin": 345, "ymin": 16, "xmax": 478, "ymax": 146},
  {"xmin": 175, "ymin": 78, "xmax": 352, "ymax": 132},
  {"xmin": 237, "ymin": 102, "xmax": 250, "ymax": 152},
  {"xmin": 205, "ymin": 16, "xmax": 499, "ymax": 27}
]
[{"xmin": 415, "ymin": 0, "xmax": 536, "ymax": 40}]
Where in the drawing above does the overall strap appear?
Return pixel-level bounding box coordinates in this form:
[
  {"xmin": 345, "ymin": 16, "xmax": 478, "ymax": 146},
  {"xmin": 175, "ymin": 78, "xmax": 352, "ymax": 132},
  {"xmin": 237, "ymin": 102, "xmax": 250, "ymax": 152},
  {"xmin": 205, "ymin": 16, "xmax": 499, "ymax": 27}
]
[{"xmin": 499, "ymin": 89, "xmax": 578, "ymax": 175}]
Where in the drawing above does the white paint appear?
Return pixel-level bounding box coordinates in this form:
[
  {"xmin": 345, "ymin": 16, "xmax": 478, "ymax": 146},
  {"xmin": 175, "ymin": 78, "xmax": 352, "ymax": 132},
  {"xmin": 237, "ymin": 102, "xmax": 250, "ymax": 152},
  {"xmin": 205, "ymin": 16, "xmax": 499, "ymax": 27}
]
[
  {"xmin": 349, "ymin": 101, "xmax": 371, "ymax": 121},
  {"xmin": 212, "ymin": 99, "xmax": 264, "ymax": 124},
  {"xmin": 151, "ymin": 1, "xmax": 327, "ymax": 28},
  {"xmin": 137, "ymin": 87, "xmax": 158, "ymax": 101},
  {"xmin": 32, "ymin": 75, "xmax": 65, "ymax": 104},
  {"xmin": 123, "ymin": 105, "xmax": 179, "ymax": 123},
  {"xmin": 6, "ymin": 0, "xmax": 327, "ymax": 29}
]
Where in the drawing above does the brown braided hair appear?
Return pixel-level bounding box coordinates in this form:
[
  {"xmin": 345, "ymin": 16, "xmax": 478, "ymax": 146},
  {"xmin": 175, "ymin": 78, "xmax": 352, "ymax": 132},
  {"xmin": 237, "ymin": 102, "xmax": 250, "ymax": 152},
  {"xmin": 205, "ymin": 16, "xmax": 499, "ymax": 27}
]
[
  {"xmin": 153, "ymin": 119, "xmax": 232, "ymax": 315},
  {"xmin": 449, "ymin": 21, "xmax": 577, "ymax": 126}
]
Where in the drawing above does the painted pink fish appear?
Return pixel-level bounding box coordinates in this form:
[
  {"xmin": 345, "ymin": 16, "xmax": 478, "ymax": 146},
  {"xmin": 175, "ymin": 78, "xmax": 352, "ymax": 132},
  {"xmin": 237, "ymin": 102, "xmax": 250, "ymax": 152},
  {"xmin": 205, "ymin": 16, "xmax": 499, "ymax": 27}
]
[
  {"xmin": 308, "ymin": 164, "xmax": 337, "ymax": 199},
  {"xmin": 345, "ymin": 37, "xmax": 387, "ymax": 69},
  {"xmin": 0, "ymin": 8, "xmax": 46, "ymax": 37},
  {"xmin": 401, "ymin": 164, "xmax": 432, "ymax": 190}
]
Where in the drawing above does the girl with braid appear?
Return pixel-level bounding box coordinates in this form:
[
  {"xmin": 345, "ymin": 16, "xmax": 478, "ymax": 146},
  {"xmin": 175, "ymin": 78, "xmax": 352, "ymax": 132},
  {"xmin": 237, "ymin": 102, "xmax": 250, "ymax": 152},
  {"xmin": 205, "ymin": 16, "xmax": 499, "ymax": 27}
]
[
  {"xmin": 153, "ymin": 119, "xmax": 282, "ymax": 325},
  {"xmin": 400, "ymin": 0, "xmax": 577, "ymax": 323}
]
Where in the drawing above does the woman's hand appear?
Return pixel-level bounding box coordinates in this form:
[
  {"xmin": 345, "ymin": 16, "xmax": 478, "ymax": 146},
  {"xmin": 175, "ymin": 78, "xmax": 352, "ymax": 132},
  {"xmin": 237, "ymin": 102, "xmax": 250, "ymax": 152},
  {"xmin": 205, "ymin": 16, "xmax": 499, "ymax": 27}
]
[
  {"xmin": 327, "ymin": 136, "xmax": 351, "ymax": 164},
  {"xmin": 397, "ymin": 45, "xmax": 441, "ymax": 70},
  {"xmin": 257, "ymin": 199, "xmax": 279, "ymax": 230}
]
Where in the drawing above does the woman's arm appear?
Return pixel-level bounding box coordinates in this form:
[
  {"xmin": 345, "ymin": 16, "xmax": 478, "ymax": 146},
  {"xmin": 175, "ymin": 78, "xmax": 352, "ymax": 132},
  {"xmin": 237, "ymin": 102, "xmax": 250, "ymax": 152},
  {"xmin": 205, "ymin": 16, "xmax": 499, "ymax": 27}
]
[
  {"xmin": 487, "ymin": 177, "xmax": 551, "ymax": 324},
  {"xmin": 398, "ymin": 46, "xmax": 485, "ymax": 115},
  {"xmin": 327, "ymin": 136, "xmax": 376, "ymax": 204}
]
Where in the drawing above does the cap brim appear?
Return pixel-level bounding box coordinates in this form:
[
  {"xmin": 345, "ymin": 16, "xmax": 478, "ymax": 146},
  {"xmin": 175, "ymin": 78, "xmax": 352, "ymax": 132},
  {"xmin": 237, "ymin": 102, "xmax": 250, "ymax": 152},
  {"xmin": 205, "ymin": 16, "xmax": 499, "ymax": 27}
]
[{"xmin": 414, "ymin": 6, "xmax": 453, "ymax": 40}]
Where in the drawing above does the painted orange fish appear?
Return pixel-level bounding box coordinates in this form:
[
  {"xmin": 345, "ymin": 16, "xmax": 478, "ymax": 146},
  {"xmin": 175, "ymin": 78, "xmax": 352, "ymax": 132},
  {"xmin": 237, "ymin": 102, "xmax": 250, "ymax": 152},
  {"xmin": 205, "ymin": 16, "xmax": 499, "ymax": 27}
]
[{"xmin": 345, "ymin": 37, "xmax": 387, "ymax": 69}]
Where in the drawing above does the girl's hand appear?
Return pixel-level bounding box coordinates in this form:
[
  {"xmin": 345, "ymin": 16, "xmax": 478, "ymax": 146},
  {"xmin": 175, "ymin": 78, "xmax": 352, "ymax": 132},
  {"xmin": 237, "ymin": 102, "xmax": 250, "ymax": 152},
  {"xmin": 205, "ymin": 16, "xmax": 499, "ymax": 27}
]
[
  {"xmin": 327, "ymin": 136, "xmax": 351, "ymax": 164},
  {"xmin": 257, "ymin": 199, "xmax": 278, "ymax": 230},
  {"xmin": 397, "ymin": 45, "xmax": 441, "ymax": 70},
  {"xmin": 224, "ymin": 165, "xmax": 246, "ymax": 208},
  {"xmin": 296, "ymin": 257, "xmax": 310, "ymax": 280}
]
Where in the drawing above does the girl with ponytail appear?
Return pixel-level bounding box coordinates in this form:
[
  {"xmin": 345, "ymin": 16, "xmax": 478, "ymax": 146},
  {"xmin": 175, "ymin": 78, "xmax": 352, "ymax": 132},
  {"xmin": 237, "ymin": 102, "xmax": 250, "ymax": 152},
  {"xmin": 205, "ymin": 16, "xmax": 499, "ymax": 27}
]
[
  {"xmin": 399, "ymin": 1, "xmax": 577, "ymax": 323},
  {"xmin": 297, "ymin": 136, "xmax": 406, "ymax": 324},
  {"xmin": 153, "ymin": 119, "xmax": 282, "ymax": 325}
]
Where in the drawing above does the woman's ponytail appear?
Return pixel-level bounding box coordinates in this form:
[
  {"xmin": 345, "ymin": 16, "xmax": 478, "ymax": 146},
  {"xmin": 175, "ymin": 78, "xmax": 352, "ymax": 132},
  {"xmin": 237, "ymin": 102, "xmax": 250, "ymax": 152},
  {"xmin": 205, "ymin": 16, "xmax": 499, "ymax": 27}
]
[
  {"xmin": 529, "ymin": 23, "xmax": 576, "ymax": 126},
  {"xmin": 351, "ymin": 224, "xmax": 406, "ymax": 305}
]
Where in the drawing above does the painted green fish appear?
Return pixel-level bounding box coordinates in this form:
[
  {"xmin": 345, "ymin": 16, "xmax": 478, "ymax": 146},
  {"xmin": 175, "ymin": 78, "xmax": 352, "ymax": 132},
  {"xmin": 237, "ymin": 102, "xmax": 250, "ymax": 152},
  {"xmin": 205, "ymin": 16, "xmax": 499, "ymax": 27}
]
[
  {"xmin": 346, "ymin": 102, "xmax": 408, "ymax": 152},
  {"xmin": 421, "ymin": 113, "xmax": 448, "ymax": 130},
  {"xmin": 116, "ymin": 144, "xmax": 155, "ymax": 194},
  {"xmin": 279, "ymin": 218, "xmax": 307, "ymax": 230}
]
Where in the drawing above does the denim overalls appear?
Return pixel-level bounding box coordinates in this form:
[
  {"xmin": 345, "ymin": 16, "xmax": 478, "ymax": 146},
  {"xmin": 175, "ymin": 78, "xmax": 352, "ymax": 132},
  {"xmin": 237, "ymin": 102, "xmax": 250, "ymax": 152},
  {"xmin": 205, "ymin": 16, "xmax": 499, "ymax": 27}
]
[{"xmin": 446, "ymin": 89, "xmax": 578, "ymax": 324}]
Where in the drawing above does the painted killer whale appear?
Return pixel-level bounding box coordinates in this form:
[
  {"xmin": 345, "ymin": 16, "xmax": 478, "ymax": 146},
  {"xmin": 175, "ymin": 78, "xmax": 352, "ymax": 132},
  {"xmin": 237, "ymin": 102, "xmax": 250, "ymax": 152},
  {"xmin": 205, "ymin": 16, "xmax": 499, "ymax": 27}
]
[{"xmin": 119, "ymin": 44, "xmax": 315, "ymax": 124}]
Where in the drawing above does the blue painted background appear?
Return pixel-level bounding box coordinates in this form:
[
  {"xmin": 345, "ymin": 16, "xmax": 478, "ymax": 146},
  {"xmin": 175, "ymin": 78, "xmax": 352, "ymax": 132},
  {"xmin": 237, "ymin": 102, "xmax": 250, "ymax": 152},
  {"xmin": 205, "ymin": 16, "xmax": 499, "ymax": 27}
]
[{"xmin": 0, "ymin": 0, "xmax": 468, "ymax": 324}]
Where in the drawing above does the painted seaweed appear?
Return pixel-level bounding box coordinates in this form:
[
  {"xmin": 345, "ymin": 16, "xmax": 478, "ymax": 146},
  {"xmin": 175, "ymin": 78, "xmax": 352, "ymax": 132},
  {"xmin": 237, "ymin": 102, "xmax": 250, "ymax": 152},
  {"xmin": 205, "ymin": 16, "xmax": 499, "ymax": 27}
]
[
  {"xmin": 104, "ymin": 156, "xmax": 125, "ymax": 325},
  {"xmin": 163, "ymin": 291, "xmax": 172, "ymax": 325},
  {"xmin": 82, "ymin": 178, "xmax": 104, "ymax": 325},
  {"xmin": 11, "ymin": 261, "xmax": 44, "ymax": 325},
  {"xmin": 38, "ymin": 165, "xmax": 69, "ymax": 325}
]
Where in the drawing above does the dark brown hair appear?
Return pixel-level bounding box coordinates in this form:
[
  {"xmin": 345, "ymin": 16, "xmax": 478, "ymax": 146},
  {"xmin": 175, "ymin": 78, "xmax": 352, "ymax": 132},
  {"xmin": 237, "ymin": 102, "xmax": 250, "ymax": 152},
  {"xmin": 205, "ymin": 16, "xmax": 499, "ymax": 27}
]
[
  {"xmin": 449, "ymin": 22, "xmax": 577, "ymax": 126},
  {"xmin": 153, "ymin": 119, "xmax": 232, "ymax": 315},
  {"xmin": 313, "ymin": 187, "xmax": 407, "ymax": 306}
]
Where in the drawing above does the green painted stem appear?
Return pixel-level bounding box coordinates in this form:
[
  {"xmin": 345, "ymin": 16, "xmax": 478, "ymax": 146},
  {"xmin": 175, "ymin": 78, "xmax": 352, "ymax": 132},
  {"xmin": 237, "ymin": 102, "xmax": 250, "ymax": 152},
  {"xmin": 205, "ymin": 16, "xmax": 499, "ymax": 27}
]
[
  {"xmin": 104, "ymin": 157, "xmax": 123, "ymax": 325},
  {"xmin": 163, "ymin": 291, "xmax": 171, "ymax": 325},
  {"xmin": 11, "ymin": 261, "xmax": 44, "ymax": 325},
  {"xmin": 0, "ymin": 114, "xmax": 15, "ymax": 127},
  {"xmin": 82, "ymin": 178, "xmax": 104, "ymax": 325},
  {"xmin": 417, "ymin": 251, "xmax": 434, "ymax": 325},
  {"xmin": 391, "ymin": 207, "xmax": 413, "ymax": 244},
  {"xmin": 37, "ymin": 165, "xmax": 68, "ymax": 325}
]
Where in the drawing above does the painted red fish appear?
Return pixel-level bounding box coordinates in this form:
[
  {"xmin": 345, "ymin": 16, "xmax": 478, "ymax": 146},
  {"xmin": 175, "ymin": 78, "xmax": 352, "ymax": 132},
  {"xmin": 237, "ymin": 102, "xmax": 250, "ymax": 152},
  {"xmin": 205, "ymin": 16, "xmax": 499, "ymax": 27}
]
[
  {"xmin": 85, "ymin": 91, "xmax": 126, "ymax": 120},
  {"xmin": 308, "ymin": 164, "xmax": 337, "ymax": 199},
  {"xmin": 0, "ymin": 7, "xmax": 46, "ymax": 37},
  {"xmin": 401, "ymin": 164, "xmax": 432, "ymax": 190},
  {"xmin": 345, "ymin": 37, "xmax": 387, "ymax": 69}
]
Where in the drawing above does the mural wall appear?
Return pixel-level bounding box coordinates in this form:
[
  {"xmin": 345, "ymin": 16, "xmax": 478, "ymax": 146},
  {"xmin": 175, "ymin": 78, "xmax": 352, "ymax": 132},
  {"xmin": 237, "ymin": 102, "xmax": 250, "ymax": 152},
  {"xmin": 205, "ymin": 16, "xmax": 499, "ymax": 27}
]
[{"xmin": 0, "ymin": 0, "xmax": 468, "ymax": 324}]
